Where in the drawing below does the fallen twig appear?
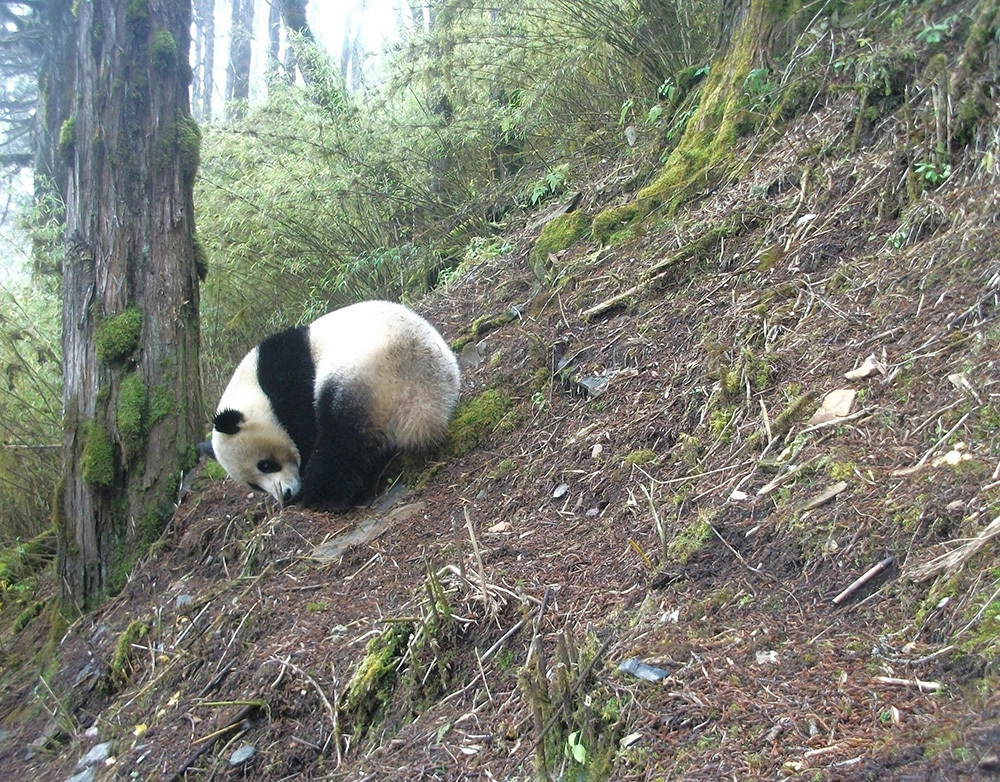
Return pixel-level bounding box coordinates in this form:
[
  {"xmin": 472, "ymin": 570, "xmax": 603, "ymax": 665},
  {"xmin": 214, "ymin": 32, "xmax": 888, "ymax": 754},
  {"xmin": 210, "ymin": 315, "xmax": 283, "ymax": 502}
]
[
  {"xmin": 874, "ymin": 675, "xmax": 942, "ymax": 692},
  {"xmin": 170, "ymin": 702, "xmax": 261, "ymax": 781},
  {"xmin": 908, "ymin": 514, "xmax": 1000, "ymax": 581},
  {"xmin": 832, "ymin": 555, "xmax": 894, "ymax": 605}
]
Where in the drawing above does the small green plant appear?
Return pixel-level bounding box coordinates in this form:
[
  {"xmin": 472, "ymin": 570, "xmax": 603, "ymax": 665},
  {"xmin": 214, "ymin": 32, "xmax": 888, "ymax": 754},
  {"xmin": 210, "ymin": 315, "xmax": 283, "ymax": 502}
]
[
  {"xmin": 527, "ymin": 164, "xmax": 570, "ymax": 206},
  {"xmin": 915, "ymin": 159, "xmax": 951, "ymax": 185},
  {"xmin": 742, "ymin": 67, "xmax": 776, "ymax": 108},
  {"xmin": 916, "ymin": 16, "xmax": 955, "ymax": 44},
  {"xmin": 566, "ymin": 730, "xmax": 587, "ymax": 764}
]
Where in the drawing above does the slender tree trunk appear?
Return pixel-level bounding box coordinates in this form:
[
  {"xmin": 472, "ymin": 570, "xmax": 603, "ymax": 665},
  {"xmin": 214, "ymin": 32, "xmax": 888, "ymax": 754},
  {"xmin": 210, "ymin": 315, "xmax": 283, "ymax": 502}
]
[
  {"xmin": 340, "ymin": 3, "xmax": 365, "ymax": 92},
  {"xmin": 193, "ymin": 0, "xmax": 216, "ymax": 121},
  {"xmin": 226, "ymin": 0, "xmax": 254, "ymax": 119},
  {"xmin": 267, "ymin": 0, "xmax": 282, "ymax": 80},
  {"xmin": 281, "ymin": 0, "xmax": 314, "ymax": 85},
  {"xmin": 53, "ymin": 0, "xmax": 202, "ymax": 611}
]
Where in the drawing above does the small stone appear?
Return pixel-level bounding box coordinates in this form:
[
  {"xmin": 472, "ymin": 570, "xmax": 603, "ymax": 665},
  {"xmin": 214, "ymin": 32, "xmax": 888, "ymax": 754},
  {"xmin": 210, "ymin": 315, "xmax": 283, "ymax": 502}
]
[
  {"xmin": 619, "ymin": 657, "xmax": 670, "ymax": 682},
  {"xmin": 755, "ymin": 649, "xmax": 779, "ymax": 666},
  {"xmin": 807, "ymin": 388, "xmax": 856, "ymax": 425},
  {"xmin": 63, "ymin": 769, "xmax": 96, "ymax": 782},
  {"xmin": 552, "ymin": 483, "xmax": 569, "ymax": 499},
  {"xmin": 229, "ymin": 744, "xmax": 256, "ymax": 766},
  {"xmin": 77, "ymin": 742, "xmax": 111, "ymax": 769},
  {"xmin": 175, "ymin": 594, "xmax": 192, "ymax": 607},
  {"xmin": 845, "ymin": 354, "xmax": 885, "ymax": 380}
]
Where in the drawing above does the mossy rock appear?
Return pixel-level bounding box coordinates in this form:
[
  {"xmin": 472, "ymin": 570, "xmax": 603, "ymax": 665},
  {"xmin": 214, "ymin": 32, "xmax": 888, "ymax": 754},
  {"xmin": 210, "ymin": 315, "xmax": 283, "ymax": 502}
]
[
  {"xmin": 592, "ymin": 203, "xmax": 640, "ymax": 245},
  {"xmin": 95, "ymin": 307, "xmax": 142, "ymax": 365},
  {"xmin": 445, "ymin": 389, "xmax": 514, "ymax": 456},
  {"xmin": 530, "ymin": 211, "xmax": 592, "ymax": 271}
]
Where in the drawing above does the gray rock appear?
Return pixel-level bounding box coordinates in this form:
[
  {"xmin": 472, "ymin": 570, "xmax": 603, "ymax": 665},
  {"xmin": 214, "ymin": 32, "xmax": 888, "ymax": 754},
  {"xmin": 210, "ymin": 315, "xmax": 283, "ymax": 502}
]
[
  {"xmin": 229, "ymin": 744, "xmax": 256, "ymax": 765},
  {"xmin": 63, "ymin": 768, "xmax": 95, "ymax": 782},
  {"xmin": 77, "ymin": 741, "xmax": 111, "ymax": 769}
]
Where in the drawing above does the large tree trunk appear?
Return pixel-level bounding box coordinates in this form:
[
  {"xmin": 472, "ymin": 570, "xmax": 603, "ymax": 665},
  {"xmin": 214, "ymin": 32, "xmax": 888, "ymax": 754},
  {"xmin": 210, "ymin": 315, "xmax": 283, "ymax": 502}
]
[{"xmin": 53, "ymin": 0, "xmax": 202, "ymax": 611}]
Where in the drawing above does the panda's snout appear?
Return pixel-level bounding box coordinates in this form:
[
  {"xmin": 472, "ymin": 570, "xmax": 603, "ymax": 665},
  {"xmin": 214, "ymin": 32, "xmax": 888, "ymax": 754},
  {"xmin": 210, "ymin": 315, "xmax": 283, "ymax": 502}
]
[{"xmin": 283, "ymin": 487, "xmax": 293, "ymax": 503}]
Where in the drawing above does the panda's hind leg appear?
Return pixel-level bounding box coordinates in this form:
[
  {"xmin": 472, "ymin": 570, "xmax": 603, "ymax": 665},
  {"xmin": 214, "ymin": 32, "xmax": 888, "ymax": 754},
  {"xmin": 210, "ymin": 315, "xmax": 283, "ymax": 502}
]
[{"xmin": 299, "ymin": 381, "xmax": 393, "ymax": 512}]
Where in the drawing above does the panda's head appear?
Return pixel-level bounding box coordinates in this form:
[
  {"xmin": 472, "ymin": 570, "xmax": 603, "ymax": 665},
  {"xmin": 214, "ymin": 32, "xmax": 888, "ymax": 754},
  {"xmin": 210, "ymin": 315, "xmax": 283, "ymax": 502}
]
[
  {"xmin": 209, "ymin": 407, "xmax": 302, "ymax": 503},
  {"xmin": 206, "ymin": 348, "xmax": 304, "ymax": 504}
]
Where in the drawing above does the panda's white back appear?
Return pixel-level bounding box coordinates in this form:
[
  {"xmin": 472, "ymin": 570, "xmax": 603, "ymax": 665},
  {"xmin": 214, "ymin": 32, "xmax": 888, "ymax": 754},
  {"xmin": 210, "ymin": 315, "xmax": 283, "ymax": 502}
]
[{"xmin": 307, "ymin": 300, "xmax": 460, "ymax": 450}]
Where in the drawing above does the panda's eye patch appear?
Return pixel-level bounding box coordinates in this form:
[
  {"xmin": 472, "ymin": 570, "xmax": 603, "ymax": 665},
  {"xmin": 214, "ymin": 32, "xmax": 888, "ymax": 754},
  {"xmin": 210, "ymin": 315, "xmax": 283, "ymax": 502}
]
[
  {"xmin": 248, "ymin": 482, "xmax": 264, "ymax": 492},
  {"xmin": 257, "ymin": 458, "xmax": 281, "ymax": 474}
]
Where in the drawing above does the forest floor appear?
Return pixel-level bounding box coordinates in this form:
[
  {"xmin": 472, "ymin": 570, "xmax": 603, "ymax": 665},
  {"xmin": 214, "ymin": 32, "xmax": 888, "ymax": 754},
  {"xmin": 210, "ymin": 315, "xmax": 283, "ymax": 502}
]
[{"xmin": 3, "ymin": 79, "xmax": 1000, "ymax": 781}]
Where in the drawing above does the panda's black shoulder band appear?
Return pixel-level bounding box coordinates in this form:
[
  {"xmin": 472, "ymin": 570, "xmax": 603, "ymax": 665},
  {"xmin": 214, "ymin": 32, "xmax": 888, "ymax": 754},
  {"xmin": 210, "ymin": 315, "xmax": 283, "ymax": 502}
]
[{"xmin": 213, "ymin": 408, "xmax": 245, "ymax": 435}]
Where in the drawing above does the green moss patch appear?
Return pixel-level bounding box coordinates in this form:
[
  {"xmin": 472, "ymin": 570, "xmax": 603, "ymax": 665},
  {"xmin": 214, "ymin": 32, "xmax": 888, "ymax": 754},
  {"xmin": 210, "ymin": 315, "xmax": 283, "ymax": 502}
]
[
  {"xmin": 150, "ymin": 29, "xmax": 177, "ymax": 71},
  {"xmin": 339, "ymin": 622, "xmax": 414, "ymax": 739},
  {"xmin": 155, "ymin": 112, "xmax": 201, "ymax": 184},
  {"xmin": 95, "ymin": 307, "xmax": 142, "ymax": 365},
  {"xmin": 81, "ymin": 421, "xmax": 115, "ymax": 487},
  {"xmin": 530, "ymin": 211, "xmax": 592, "ymax": 271},
  {"xmin": 58, "ymin": 114, "xmax": 76, "ymax": 164},
  {"xmin": 116, "ymin": 372, "xmax": 147, "ymax": 457},
  {"xmin": 445, "ymin": 388, "xmax": 514, "ymax": 456},
  {"xmin": 667, "ymin": 514, "xmax": 714, "ymax": 564},
  {"xmin": 106, "ymin": 618, "xmax": 151, "ymax": 692}
]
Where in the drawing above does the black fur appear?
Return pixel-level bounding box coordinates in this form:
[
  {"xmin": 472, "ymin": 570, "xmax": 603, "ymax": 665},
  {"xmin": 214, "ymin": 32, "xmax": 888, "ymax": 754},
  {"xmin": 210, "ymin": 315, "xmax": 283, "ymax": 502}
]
[
  {"xmin": 256, "ymin": 325, "xmax": 318, "ymax": 471},
  {"xmin": 299, "ymin": 379, "xmax": 393, "ymax": 512},
  {"xmin": 213, "ymin": 408, "xmax": 245, "ymax": 435}
]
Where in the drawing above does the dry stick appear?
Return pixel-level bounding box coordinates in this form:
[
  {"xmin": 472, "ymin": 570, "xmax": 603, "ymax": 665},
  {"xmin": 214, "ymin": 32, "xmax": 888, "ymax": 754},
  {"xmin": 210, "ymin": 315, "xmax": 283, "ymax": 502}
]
[
  {"xmin": 481, "ymin": 613, "xmax": 532, "ymax": 661},
  {"xmin": 832, "ymin": 555, "xmax": 895, "ymax": 605},
  {"xmin": 170, "ymin": 702, "xmax": 260, "ymax": 781},
  {"xmin": 709, "ymin": 524, "xmax": 769, "ymax": 579},
  {"xmin": 463, "ymin": 507, "xmax": 489, "ymax": 607},
  {"xmin": 874, "ymin": 675, "xmax": 942, "ymax": 693},
  {"xmin": 452, "ymin": 514, "xmax": 466, "ymax": 581},
  {"xmin": 891, "ymin": 411, "xmax": 973, "ymax": 476},
  {"xmin": 525, "ymin": 585, "xmax": 553, "ymax": 668}
]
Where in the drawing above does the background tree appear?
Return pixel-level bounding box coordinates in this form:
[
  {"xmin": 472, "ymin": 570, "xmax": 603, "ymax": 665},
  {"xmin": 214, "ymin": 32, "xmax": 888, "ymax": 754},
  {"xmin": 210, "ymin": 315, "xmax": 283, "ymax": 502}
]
[
  {"xmin": 0, "ymin": 0, "xmax": 42, "ymax": 170},
  {"xmin": 226, "ymin": 0, "xmax": 253, "ymax": 118},
  {"xmin": 192, "ymin": 0, "xmax": 216, "ymax": 121},
  {"xmin": 45, "ymin": 0, "xmax": 202, "ymax": 611}
]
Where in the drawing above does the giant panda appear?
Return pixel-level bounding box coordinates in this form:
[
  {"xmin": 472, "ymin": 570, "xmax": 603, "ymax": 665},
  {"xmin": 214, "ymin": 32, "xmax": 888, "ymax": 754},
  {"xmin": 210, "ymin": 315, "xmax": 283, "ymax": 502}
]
[{"xmin": 202, "ymin": 300, "xmax": 460, "ymax": 512}]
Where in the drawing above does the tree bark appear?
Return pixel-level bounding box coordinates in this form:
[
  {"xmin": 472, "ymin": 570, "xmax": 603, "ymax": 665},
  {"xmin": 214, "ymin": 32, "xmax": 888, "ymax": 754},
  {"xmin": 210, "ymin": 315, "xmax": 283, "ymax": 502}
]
[{"xmin": 52, "ymin": 0, "xmax": 202, "ymax": 611}]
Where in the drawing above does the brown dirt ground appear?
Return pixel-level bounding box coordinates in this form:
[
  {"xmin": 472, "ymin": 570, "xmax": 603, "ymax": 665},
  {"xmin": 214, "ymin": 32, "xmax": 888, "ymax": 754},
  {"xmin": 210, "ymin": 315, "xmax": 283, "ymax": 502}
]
[{"xmin": 3, "ymin": 80, "xmax": 1000, "ymax": 782}]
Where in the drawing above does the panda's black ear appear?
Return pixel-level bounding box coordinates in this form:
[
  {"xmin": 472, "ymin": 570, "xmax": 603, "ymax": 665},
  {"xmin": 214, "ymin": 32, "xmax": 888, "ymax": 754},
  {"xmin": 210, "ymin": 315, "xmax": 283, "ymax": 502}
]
[{"xmin": 213, "ymin": 408, "xmax": 245, "ymax": 435}]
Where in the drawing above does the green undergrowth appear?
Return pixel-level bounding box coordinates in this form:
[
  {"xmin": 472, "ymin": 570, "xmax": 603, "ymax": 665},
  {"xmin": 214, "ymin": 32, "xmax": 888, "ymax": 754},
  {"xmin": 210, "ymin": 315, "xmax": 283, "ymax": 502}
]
[{"xmin": 445, "ymin": 388, "xmax": 515, "ymax": 456}]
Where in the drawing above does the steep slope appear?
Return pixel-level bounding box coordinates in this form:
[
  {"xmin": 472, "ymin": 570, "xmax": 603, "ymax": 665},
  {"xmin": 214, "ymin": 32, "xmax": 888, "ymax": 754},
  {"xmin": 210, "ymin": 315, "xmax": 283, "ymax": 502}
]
[{"xmin": 2, "ymin": 2, "xmax": 1000, "ymax": 780}]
